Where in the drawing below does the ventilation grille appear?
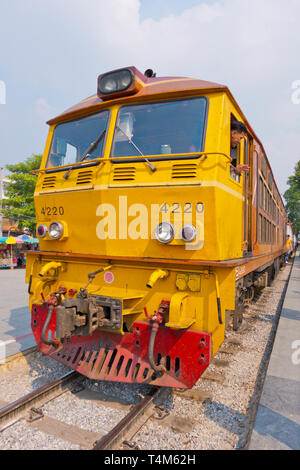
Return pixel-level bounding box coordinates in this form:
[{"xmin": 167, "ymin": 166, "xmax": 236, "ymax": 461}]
[
  {"xmin": 76, "ymin": 170, "xmax": 93, "ymax": 185},
  {"xmin": 113, "ymin": 166, "xmax": 136, "ymax": 181},
  {"xmin": 54, "ymin": 342, "xmax": 181, "ymax": 382},
  {"xmin": 171, "ymin": 163, "xmax": 197, "ymax": 179},
  {"xmin": 41, "ymin": 176, "xmax": 56, "ymax": 189},
  {"xmin": 54, "ymin": 342, "xmax": 153, "ymax": 382}
]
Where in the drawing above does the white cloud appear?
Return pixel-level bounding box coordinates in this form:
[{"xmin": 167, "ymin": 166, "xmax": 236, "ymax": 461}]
[{"xmin": 34, "ymin": 98, "xmax": 55, "ymax": 121}]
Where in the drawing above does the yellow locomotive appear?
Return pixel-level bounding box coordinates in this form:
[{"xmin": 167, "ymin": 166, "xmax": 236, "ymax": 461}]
[{"xmin": 26, "ymin": 67, "xmax": 287, "ymax": 388}]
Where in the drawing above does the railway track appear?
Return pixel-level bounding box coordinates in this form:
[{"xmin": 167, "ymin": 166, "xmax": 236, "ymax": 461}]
[
  {"xmin": 0, "ymin": 264, "xmax": 292, "ymax": 450},
  {"xmin": 0, "ymin": 368, "xmax": 169, "ymax": 450},
  {"xmin": 0, "ymin": 370, "xmax": 79, "ymax": 431}
]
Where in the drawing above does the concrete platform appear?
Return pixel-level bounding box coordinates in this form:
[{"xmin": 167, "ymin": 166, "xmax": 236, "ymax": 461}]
[
  {"xmin": 0, "ymin": 269, "xmax": 36, "ymax": 361},
  {"xmin": 249, "ymin": 250, "xmax": 300, "ymax": 450}
]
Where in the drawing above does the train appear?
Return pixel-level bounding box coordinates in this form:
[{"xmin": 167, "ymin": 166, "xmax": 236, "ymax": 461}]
[{"xmin": 26, "ymin": 66, "xmax": 287, "ymax": 389}]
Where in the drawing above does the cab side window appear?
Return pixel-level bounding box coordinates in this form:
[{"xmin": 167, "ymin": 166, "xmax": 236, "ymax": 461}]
[
  {"xmin": 230, "ymin": 144, "xmax": 241, "ymax": 182},
  {"xmin": 229, "ymin": 117, "xmax": 248, "ymax": 182}
]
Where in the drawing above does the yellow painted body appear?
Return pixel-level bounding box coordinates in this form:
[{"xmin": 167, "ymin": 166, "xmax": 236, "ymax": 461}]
[{"xmin": 26, "ymin": 88, "xmax": 248, "ymax": 359}]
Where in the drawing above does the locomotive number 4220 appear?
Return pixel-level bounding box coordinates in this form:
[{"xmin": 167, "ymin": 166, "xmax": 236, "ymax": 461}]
[
  {"xmin": 40, "ymin": 206, "xmax": 64, "ymax": 216},
  {"xmin": 160, "ymin": 202, "xmax": 204, "ymax": 213}
]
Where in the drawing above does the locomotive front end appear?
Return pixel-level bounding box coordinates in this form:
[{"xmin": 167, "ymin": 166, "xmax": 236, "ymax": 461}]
[{"xmin": 26, "ymin": 67, "xmax": 238, "ymax": 389}]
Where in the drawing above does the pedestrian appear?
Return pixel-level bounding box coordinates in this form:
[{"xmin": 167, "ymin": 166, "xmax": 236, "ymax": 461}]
[{"xmin": 286, "ymin": 235, "xmax": 293, "ymax": 263}]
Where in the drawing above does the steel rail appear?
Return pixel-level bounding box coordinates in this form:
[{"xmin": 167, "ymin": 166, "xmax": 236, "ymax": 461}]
[
  {"xmin": 0, "ymin": 370, "xmax": 79, "ymax": 429},
  {"xmin": 93, "ymin": 386, "xmax": 161, "ymax": 450}
]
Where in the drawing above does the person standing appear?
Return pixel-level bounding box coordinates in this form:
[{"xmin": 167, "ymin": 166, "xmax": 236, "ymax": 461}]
[{"xmin": 286, "ymin": 235, "xmax": 293, "ymax": 263}]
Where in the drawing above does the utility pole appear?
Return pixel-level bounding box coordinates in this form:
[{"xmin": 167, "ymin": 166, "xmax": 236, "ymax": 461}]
[{"xmin": 0, "ymin": 166, "xmax": 3, "ymax": 236}]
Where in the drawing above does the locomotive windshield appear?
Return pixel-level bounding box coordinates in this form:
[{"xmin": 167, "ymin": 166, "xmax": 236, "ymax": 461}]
[
  {"xmin": 46, "ymin": 110, "xmax": 109, "ymax": 168},
  {"xmin": 111, "ymin": 97, "xmax": 207, "ymax": 158}
]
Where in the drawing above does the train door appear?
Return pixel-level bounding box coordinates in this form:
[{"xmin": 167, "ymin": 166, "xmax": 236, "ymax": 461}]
[{"xmin": 242, "ymin": 136, "xmax": 253, "ymax": 255}]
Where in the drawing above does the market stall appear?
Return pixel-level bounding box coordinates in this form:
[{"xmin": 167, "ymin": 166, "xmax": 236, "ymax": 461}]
[{"xmin": 0, "ymin": 235, "xmax": 39, "ymax": 269}]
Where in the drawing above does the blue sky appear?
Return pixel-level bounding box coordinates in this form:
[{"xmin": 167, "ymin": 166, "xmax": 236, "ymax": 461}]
[{"xmin": 0, "ymin": 0, "xmax": 300, "ymax": 195}]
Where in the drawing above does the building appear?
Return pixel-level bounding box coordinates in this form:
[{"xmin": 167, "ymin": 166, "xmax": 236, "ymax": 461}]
[{"xmin": 0, "ymin": 168, "xmax": 19, "ymax": 236}]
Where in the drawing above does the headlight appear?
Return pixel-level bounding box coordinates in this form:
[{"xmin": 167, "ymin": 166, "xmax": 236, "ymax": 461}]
[
  {"xmin": 37, "ymin": 224, "xmax": 47, "ymax": 238},
  {"xmin": 155, "ymin": 222, "xmax": 174, "ymax": 244},
  {"xmin": 180, "ymin": 225, "xmax": 197, "ymax": 242},
  {"xmin": 102, "ymin": 78, "xmax": 118, "ymax": 93},
  {"xmin": 99, "ymin": 69, "xmax": 133, "ymax": 95},
  {"xmin": 49, "ymin": 222, "xmax": 64, "ymax": 240}
]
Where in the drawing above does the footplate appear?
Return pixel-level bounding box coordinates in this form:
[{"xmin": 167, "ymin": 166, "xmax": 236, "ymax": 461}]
[{"xmin": 31, "ymin": 304, "xmax": 212, "ymax": 389}]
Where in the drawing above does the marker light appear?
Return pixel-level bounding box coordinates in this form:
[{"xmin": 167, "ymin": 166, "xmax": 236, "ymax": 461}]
[
  {"xmin": 99, "ymin": 69, "xmax": 133, "ymax": 95},
  {"xmin": 155, "ymin": 222, "xmax": 174, "ymax": 244},
  {"xmin": 37, "ymin": 224, "xmax": 47, "ymax": 238},
  {"xmin": 49, "ymin": 222, "xmax": 64, "ymax": 240},
  {"xmin": 180, "ymin": 225, "xmax": 197, "ymax": 242}
]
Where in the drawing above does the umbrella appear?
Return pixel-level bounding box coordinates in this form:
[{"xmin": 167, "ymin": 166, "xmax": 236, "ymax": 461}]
[
  {"xmin": 27, "ymin": 238, "xmax": 39, "ymax": 244},
  {"xmin": 18, "ymin": 234, "xmax": 33, "ymax": 241},
  {"xmin": 5, "ymin": 236, "xmax": 23, "ymax": 244},
  {"xmin": 0, "ymin": 236, "xmax": 7, "ymax": 244},
  {"xmin": 5, "ymin": 236, "xmax": 23, "ymax": 265},
  {"xmin": 22, "ymin": 237, "xmax": 39, "ymax": 244}
]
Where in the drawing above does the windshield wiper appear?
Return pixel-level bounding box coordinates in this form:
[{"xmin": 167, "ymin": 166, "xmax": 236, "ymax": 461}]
[
  {"xmin": 116, "ymin": 125, "xmax": 156, "ymax": 172},
  {"xmin": 80, "ymin": 129, "xmax": 106, "ymax": 162},
  {"xmin": 63, "ymin": 129, "xmax": 106, "ymax": 180}
]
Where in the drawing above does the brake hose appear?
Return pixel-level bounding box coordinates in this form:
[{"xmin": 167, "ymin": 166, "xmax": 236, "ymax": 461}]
[
  {"xmin": 148, "ymin": 321, "xmax": 166, "ymax": 376},
  {"xmin": 41, "ymin": 304, "xmax": 58, "ymax": 348}
]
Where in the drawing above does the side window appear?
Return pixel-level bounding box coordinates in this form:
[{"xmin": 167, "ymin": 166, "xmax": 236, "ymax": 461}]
[
  {"xmin": 261, "ymin": 154, "xmax": 267, "ymax": 178},
  {"xmin": 229, "ymin": 114, "xmax": 242, "ymax": 182},
  {"xmin": 259, "ymin": 214, "xmax": 262, "ymax": 242},
  {"xmin": 230, "ymin": 138, "xmax": 242, "ymax": 182}
]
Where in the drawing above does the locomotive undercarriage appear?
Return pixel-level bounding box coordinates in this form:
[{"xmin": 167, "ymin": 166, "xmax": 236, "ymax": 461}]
[
  {"xmin": 31, "ymin": 300, "xmax": 212, "ymax": 389},
  {"xmin": 28, "ymin": 253, "xmax": 284, "ymax": 388},
  {"xmin": 231, "ymin": 255, "xmax": 285, "ymax": 330},
  {"xmin": 30, "ymin": 269, "xmax": 214, "ymax": 389}
]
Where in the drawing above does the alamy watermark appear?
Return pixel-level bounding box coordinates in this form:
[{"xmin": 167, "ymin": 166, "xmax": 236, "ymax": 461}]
[
  {"xmin": 291, "ymin": 80, "xmax": 300, "ymax": 104},
  {"xmin": 291, "ymin": 340, "xmax": 300, "ymax": 365},
  {"xmin": 0, "ymin": 80, "xmax": 6, "ymax": 105},
  {"xmin": 0, "ymin": 340, "xmax": 6, "ymax": 364},
  {"xmin": 95, "ymin": 196, "xmax": 205, "ymax": 250}
]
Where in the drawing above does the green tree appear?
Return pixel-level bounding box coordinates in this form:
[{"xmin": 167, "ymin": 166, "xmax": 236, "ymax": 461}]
[
  {"xmin": 3, "ymin": 154, "xmax": 42, "ymax": 234},
  {"xmin": 284, "ymin": 160, "xmax": 300, "ymax": 236}
]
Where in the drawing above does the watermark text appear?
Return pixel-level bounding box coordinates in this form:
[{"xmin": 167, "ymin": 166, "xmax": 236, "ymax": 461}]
[
  {"xmin": 95, "ymin": 196, "xmax": 204, "ymax": 250},
  {"xmin": 0, "ymin": 340, "xmax": 6, "ymax": 364},
  {"xmin": 291, "ymin": 80, "xmax": 300, "ymax": 104},
  {"xmin": 0, "ymin": 80, "xmax": 6, "ymax": 105},
  {"xmin": 291, "ymin": 340, "xmax": 300, "ymax": 365}
]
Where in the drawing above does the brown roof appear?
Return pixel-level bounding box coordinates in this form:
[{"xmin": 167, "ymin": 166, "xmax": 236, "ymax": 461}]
[
  {"xmin": 47, "ymin": 68, "xmax": 226, "ymax": 125},
  {"xmin": 2, "ymin": 217, "xmax": 18, "ymax": 232}
]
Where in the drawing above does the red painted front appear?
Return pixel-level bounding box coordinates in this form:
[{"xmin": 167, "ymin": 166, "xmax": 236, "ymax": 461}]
[{"xmin": 31, "ymin": 304, "xmax": 212, "ymax": 389}]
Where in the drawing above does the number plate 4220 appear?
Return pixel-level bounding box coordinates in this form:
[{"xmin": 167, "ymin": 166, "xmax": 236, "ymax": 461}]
[
  {"xmin": 160, "ymin": 202, "xmax": 204, "ymax": 214},
  {"xmin": 40, "ymin": 206, "xmax": 64, "ymax": 216}
]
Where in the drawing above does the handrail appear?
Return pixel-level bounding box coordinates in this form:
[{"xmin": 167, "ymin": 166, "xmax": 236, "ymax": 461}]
[
  {"xmin": 31, "ymin": 151, "xmax": 232, "ymax": 175},
  {"xmin": 31, "ymin": 158, "xmax": 105, "ymax": 175}
]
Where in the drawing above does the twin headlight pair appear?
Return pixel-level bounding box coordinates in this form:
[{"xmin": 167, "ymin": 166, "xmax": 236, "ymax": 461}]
[
  {"xmin": 98, "ymin": 69, "xmax": 133, "ymax": 95},
  {"xmin": 155, "ymin": 223, "xmax": 197, "ymax": 244},
  {"xmin": 37, "ymin": 222, "xmax": 64, "ymax": 240}
]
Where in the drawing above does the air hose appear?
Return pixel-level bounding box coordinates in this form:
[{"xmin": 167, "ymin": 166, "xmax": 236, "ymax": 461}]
[
  {"xmin": 147, "ymin": 320, "xmax": 166, "ymax": 376},
  {"xmin": 41, "ymin": 304, "xmax": 59, "ymax": 348}
]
